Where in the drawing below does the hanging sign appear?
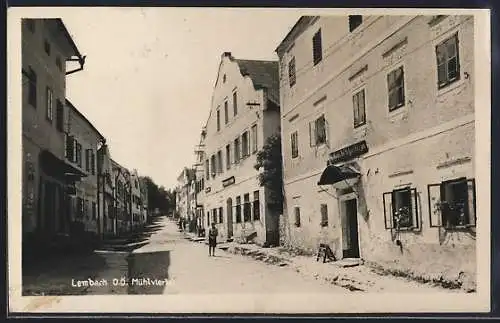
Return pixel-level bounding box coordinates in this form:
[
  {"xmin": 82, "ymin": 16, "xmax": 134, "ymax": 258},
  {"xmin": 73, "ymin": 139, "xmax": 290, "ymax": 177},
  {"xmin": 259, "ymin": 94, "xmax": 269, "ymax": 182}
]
[
  {"xmin": 222, "ymin": 176, "xmax": 235, "ymax": 187},
  {"xmin": 328, "ymin": 140, "xmax": 368, "ymax": 165}
]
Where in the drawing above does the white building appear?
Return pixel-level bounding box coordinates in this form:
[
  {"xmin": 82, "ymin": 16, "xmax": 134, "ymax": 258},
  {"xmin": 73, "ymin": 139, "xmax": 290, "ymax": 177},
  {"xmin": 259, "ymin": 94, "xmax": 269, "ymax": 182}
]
[
  {"xmin": 202, "ymin": 52, "xmax": 281, "ymax": 246},
  {"xmin": 276, "ymin": 15, "xmax": 476, "ymax": 285}
]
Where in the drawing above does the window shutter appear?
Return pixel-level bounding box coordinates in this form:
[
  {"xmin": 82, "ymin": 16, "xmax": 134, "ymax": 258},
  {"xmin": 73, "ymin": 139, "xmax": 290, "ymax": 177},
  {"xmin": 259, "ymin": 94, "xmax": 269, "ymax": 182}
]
[
  {"xmin": 309, "ymin": 121, "xmax": 315, "ymax": 147},
  {"xmin": 467, "ymin": 179, "xmax": 476, "ymax": 227},
  {"xmin": 85, "ymin": 149, "xmax": 90, "ymax": 172},
  {"xmin": 383, "ymin": 192, "xmax": 393, "ymax": 229},
  {"xmin": 324, "ymin": 118, "xmax": 330, "ymax": 145},
  {"xmin": 91, "ymin": 150, "xmax": 96, "ymax": 175},
  {"xmin": 410, "ymin": 188, "xmax": 419, "ymax": 229},
  {"xmin": 427, "ymin": 183, "xmax": 442, "ymax": 227},
  {"xmin": 66, "ymin": 135, "xmax": 74, "ymax": 161}
]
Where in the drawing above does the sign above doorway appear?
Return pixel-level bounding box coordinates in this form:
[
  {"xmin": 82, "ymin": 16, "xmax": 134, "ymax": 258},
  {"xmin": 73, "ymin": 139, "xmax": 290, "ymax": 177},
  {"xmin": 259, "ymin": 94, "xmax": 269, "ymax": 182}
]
[
  {"xmin": 222, "ymin": 176, "xmax": 235, "ymax": 188},
  {"xmin": 328, "ymin": 140, "xmax": 368, "ymax": 165}
]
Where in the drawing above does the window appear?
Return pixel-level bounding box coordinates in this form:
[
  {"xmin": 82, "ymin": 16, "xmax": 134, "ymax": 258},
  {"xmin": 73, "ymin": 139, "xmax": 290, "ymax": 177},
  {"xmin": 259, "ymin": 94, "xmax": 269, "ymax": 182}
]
[
  {"xmin": 436, "ymin": 33, "xmax": 460, "ymax": 88},
  {"xmin": 56, "ymin": 56, "xmax": 63, "ymax": 71},
  {"xmin": 91, "ymin": 151, "xmax": 95, "ymax": 175},
  {"xmin": 207, "ymin": 211, "xmax": 210, "ymax": 226},
  {"xmin": 76, "ymin": 142, "xmax": 82, "ymax": 167},
  {"xmin": 253, "ymin": 191, "xmax": 260, "ymax": 221},
  {"xmin": 349, "ymin": 15, "xmax": 363, "ymax": 32},
  {"xmin": 46, "ymin": 87, "xmax": 53, "ymax": 122},
  {"xmin": 312, "ymin": 29, "xmax": 323, "ymax": 65},
  {"xmin": 243, "ymin": 193, "xmax": 251, "ymax": 222},
  {"xmin": 224, "ymin": 101, "xmax": 229, "ymax": 124},
  {"xmin": 387, "ymin": 66, "xmax": 405, "ymax": 111},
  {"xmin": 205, "ymin": 159, "xmax": 210, "ymax": 179},
  {"xmin": 92, "ymin": 202, "xmax": 97, "ymax": 220},
  {"xmin": 309, "ymin": 115, "xmax": 328, "ymax": 146},
  {"xmin": 27, "ymin": 67, "xmax": 37, "ymax": 108},
  {"xmin": 383, "ymin": 187, "xmax": 419, "ymax": 230},
  {"xmin": 212, "ymin": 208, "xmax": 217, "ymax": 223},
  {"xmin": 353, "ymin": 89, "xmax": 366, "ymax": 127},
  {"xmin": 217, "ymin": 150, "xmax": 223, "ymax": 174},
  {"xmin": 225, "ymin": 144, "xmax": 231, "ymax": 170},
  {"xmin": 56, "ymin": 100, "xmax": 64, "ymax": 132},
  {"xmin": 428, "ymin": 178, "xmax": 476, "ymax": 228},
  {"xmin": 251, "ymin": 124, "xmax": 258, "ymax": 154},
  {"xmin": 294, "ymin": 207, "xmax": 301, "ymax": 227},
  {"xmin": 320, "ymin": 204, "xmax": 328, "ymax": 227},
  {"xmin": 76, "ymin": 197, "xmax": 84, "ymax": 218},
  {"xmin": 288, "ymin": 57, "xmax": 296, "ymax": 87},
  {"xmin": 44, "ymin": 40, "xmax": 51, "ymax": 56},
  {"xmin": 210, "ymin": 155, "xmax": 216, "ymax": 178},
  {"xmin": 223, "ymin": 74, "xmax": 226, "ymax": 83},
  {"xmin": 85, "ymin": 149, "xmax": 91, "ymax": 172},
  {"xmin": 234, "ymin": 137, "xmax": 240, "ymax": 164},
  {"xmin": 291, "ymin": 131, "xmax": 299, "ymax": 158},
  {"xmin": 65, "ymin": 135, "xmax": 75, "ymax": 162},
  {"xmin": 233, "ymin": 92, "xmax": 238, "ymax": 116},
  {"xmin": 235, "ymin": 196, "xmax": 242, "ymax": 223},
  {"xmin": 218, "ymin": 207, "xmax": 223, "ymax": 223},
  {"xmin": 242, "ymin": 131, "xmax": 249, "ymax": 158},
  {"xmin": 216, "ymin": 109, "xmax": 221, "ymax": 131}
]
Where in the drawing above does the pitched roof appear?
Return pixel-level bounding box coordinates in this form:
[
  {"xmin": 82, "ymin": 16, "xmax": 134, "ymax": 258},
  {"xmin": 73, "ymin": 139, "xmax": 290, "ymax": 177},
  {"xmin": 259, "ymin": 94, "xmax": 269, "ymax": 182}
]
[{"xmin": 233, "ymin": 58, "xmax": 280, "ymax": 106}]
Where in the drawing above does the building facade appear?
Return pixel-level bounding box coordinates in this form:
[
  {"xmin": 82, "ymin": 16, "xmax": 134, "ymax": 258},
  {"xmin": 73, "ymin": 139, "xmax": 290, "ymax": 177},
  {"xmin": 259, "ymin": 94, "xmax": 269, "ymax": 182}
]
[
  {"xmin": 203, "ymin": 52, "xmax": 281, "ymax": 246},
  {"xmin": 97, "ymin": 144, "xmax": 115, "ymax": 236},
  {"xmin": 65, "ymin": 99, "xmax": 106, "ymax": 238},
  {"xmin": 22, "ymin": 18, "xmax": 86, "ymax": 249},
  {"xmin": 175, "ymin": 167, "xmax": 193, "ymax": 222},
  {"xmin": 194, "ymin": 127, "xmax": 207, "ymax": 233},
  {"xmin": 130, "ymin": 169, "xmax": 144, "ymax": 229},
  {"xmin": 276, "ymin": 15, "xmax": 476, "ymax": 280},
  {"xmin": 111, "ymin": 159, "xmax": 131, "ymax": 234},
  {"xmin": 139, "ymin": 177, "xmax": 149, "ymax": 224}
]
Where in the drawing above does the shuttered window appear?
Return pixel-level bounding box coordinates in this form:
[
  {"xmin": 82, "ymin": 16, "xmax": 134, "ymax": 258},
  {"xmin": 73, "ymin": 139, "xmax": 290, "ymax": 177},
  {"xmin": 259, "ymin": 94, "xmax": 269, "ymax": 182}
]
[{"xmin": 312, "ymin": 29, "xmax": 323, "ymax": 65}]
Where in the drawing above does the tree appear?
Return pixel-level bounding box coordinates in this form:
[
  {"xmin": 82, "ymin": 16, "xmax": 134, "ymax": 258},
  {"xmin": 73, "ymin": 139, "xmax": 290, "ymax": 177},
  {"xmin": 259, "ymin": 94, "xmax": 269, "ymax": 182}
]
[
  {"xmin": 254, "ymin": 132, "xmax": 283, "ymax": 214},
  {"xmin": 139, "ymin": 176, "xmax": 176, "ymax": 215}
]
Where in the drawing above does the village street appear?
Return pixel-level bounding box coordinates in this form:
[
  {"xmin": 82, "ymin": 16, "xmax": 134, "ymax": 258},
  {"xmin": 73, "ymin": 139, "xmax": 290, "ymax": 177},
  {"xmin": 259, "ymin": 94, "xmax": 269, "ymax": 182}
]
[{"xmin": 23, "ymin": 215, "xmax": 456, "ymax": 297}]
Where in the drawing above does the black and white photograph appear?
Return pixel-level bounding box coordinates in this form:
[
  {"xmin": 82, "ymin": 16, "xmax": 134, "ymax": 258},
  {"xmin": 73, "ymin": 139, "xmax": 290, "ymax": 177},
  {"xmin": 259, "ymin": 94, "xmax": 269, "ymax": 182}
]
[{"xmin": 7, "ymin": 7, "xmax": 491, "ymax": 314}]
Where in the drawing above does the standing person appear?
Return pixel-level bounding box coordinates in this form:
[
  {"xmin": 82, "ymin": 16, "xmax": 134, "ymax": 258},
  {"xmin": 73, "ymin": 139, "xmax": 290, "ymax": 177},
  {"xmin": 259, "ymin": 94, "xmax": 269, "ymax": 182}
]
[{"xmin": 208, "ymin": 222, "xmax": 218, "ymax": 256}]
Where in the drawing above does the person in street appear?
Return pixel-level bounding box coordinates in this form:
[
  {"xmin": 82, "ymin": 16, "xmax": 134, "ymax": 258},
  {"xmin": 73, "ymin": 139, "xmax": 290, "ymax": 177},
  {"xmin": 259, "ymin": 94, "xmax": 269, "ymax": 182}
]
[{"xmin": 208, "ymin": 222, "xmax": 218, "ymax": 256}]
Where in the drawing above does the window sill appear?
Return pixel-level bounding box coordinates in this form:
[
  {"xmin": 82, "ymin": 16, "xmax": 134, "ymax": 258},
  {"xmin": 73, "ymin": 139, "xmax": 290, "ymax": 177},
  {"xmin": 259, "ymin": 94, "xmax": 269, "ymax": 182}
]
[
  {"xmin": 388, "ymin": 105, "xmax": 408, "ymax": 123},
  {"xmin": 437, "ymin": 78, "xmax": 465, "ymax": 97}
]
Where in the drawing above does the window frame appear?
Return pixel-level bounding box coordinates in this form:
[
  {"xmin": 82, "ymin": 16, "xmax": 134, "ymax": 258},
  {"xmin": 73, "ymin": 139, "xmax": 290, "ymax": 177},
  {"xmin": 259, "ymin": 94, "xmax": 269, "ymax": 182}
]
[
  {"xmin": 253, "ymin": 191, "xmax": 260, "ymax": 221},
  {"xmin": 216, "ymin": 108, "xmax": 221, "ymax": 132},
  {"xmin": 233, "ymin": 91, "xmax": 238, "ymax": 116},
  {"xmin": 291, "ymin": 131, "xmax": 299, "ymax": 159},
  {"xmin": 353, "ymin": 88, "xmax": 367, "ymax": 128},
  {"xmin": 320, "ymin": 203, "xmax": 328, "ymax": 227},
  {"xmin": 251, "ymin": 124, "xmax": 258, "ymax": 154},
  {"xmin": 242, "ymin": 131, "xmax": 249, "ymax": 158},
  {"xmin": 435, "ymin": 33, "xmax": 461, "ymax": 89},
  {"xmin": 55, "ymin": 99, "xmax": 64, "ymax": 132},
  {"xmin": 225, "ymin": 144, "xmax": 231, "ymax": 170},
  {"xmin": 235, "ymin": 196, "xmax": 242, "ymax": 223},
  {"xmin": 427, "ymin": 177, "xmax": 476, "ymax": 229},
  {"xmin": 224, "ymin": 100, "xmax": 229, "ymax": 124},
  {"xmin": 294, "ymin": 206, "xmax": 301, "ymax": 227},
  {"xmin": 27, "ymin": 67, "xmax": 37, "ymax": 108},
  {"xmin": 309, "ymin": 114, "xmax": 328, "ymax": 147},
  {"xmin": 234, "ymin": 137, "xmax": 241, "ymax": 163},
  {"xmin": 387, "ymin": 65, "xmax": 406, "ymax": 112},
  {"xmin": 383, "ymin": 187, "xmax": 419, "ymax": 230},
  {"xmin": 46, "ymin": 86, "xmax": 54, "ymax": 122},
  {"xmin": 312, "ymin": 29, "xmax": 323, "ymax": 66},
  {"xmin": 349, "ymin": 15, "xmax": 363, "ymax": 32},
  {"xmin": 288, "ymin": 56, "xmax": 296, "ymax": 87}
]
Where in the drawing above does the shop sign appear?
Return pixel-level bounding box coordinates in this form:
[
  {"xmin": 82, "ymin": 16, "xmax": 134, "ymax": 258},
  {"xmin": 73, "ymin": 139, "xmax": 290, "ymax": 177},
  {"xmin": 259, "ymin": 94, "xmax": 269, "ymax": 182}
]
[
  {"xmin": 222, "ymin": 176, "xmax": 235, "ymax": 187},
  {"xmin": 328, "ymin": 140, "xmax": 368, "ymax": 165}
]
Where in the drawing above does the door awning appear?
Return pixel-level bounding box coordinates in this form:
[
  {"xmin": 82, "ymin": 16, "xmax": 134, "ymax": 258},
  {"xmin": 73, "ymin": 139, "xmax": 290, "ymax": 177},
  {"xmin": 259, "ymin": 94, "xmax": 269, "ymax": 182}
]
[
  {"xmin": 317, "ymin": 164, "xmax": 360, "ymax": 186},
  {"xmin": 39, "ymin": 150, "xmax": 87, "ymax": 180}
]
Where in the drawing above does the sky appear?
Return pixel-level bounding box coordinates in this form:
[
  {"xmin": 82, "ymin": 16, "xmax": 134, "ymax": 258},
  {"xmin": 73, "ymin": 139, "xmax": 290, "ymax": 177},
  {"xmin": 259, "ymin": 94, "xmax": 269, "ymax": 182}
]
[{"xmin": 58, "ymin": 8, "xmax": 301, "ymax": 190}]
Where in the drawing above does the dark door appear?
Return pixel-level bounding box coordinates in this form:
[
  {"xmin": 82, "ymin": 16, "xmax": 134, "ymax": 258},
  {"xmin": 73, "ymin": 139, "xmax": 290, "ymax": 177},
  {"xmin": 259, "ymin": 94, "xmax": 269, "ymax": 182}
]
[{"xmin": 343, "ymin": 198, "xmax": 360, "ymax": 258}]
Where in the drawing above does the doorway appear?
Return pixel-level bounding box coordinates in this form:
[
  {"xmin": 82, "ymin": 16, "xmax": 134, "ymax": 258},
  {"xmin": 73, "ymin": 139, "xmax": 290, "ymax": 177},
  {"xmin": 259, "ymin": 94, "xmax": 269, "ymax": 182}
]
[
  {"xmin": 226, "ymin": 198, "xmax": 233, "ymax": 238},
  {"xmin": 341, "ymin": 198, "xmax": 360, "ymax": 258}
]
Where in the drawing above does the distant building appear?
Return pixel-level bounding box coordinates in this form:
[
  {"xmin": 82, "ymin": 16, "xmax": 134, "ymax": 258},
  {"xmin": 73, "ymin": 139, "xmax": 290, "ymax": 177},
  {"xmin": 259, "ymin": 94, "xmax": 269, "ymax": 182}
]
[
  {"xmin": 130, "ymin": 169, "xmax": 144, "ymax": 229},
  {"xmin": 193, "ymin": 127, "xmax": 207, "ymax": 232},
  {"xmin": 276, "ymin": 15, "xmax": 476, "ymax": 280},
  {"xmin": 111, "ymin": 159, "xmax": 131, "ymax": 234},
  {"xmin": 97, "ymin": 144, "xmax": 115, "ymax": 236},
  {"xmin": 21, "ymin": 18, "xmax": 86, "ymax": 250},
  {"xmin": 64, "ymin": 99, "xmax": 106, "ymax": 238},
  {"xmin": 139, "ymin": 177, "xmax": 149, "ymax": 223},
  {"xmin": 175, "ymin": 167, "xmax": 195, "ymax": 224},
  {"xmin": 202, "ymin": 52, "xmax": 281, "ymax": 245}
]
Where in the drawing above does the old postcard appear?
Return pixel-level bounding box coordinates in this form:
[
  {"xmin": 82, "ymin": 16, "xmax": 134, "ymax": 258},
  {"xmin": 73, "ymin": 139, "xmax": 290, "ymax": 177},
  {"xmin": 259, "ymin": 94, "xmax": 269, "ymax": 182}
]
[{"xmin": 7, "ymin": 7, "xmax": 491, "ymax": 314}]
